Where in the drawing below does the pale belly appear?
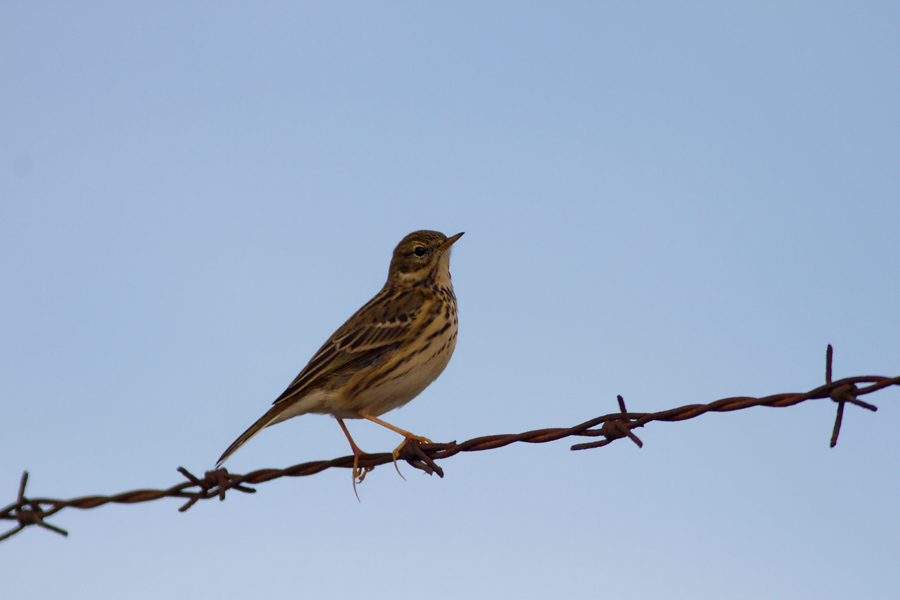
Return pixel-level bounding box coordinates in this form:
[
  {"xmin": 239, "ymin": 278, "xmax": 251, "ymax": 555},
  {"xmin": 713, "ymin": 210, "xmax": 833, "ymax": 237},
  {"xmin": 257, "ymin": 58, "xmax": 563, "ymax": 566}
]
[{"xmin": 337, "ymin": 331, "xmax": 457, "ymax": 418}]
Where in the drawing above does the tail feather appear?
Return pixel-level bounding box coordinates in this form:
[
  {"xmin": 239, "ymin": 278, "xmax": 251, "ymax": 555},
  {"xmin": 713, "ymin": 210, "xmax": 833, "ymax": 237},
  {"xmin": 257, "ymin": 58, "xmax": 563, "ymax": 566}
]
[{"xmin": 216, "ymin": 403, "xmax": 294, "ymax": 467}]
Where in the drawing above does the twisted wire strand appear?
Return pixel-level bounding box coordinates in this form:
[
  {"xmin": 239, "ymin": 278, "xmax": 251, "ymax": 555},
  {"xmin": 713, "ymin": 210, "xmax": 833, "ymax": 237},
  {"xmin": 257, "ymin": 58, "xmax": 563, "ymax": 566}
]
[{"xmin": 2, "ymin": 346, "xmax": 897, "ymax": 543}]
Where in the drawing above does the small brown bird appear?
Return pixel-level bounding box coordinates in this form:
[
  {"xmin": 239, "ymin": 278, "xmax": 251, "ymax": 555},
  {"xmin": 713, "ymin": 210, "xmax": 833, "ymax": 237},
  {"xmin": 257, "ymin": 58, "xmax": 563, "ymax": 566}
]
[{"xmin": 217, "ymin": 230, "xmax": 463, "ymax": 490}]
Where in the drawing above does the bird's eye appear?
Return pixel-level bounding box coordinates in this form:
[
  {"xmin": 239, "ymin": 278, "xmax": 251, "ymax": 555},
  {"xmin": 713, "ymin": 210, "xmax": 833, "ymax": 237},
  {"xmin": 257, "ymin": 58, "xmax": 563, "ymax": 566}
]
[{"xmin": 413, "ymin": 246, "xmax": 426, "ymax": 257}]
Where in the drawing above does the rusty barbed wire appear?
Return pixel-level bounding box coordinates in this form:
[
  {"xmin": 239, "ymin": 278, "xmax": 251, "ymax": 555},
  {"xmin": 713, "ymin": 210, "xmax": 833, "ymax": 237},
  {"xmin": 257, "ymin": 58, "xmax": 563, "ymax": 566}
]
[{"xmin": 2, "ymin": 345, "xmax": 897, "ymax": 543}]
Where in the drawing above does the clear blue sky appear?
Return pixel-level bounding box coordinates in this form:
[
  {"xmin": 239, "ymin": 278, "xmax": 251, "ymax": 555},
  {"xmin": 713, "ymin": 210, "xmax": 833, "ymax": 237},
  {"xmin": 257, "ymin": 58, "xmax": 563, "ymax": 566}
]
[{"xmin": 2, "ymin": 3, "xmax": 898, "ymax": 599}]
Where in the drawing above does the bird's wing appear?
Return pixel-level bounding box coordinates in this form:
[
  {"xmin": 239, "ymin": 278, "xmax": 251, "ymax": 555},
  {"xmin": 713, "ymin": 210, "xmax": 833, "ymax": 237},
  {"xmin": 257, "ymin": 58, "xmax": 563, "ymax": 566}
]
[{"xmin": 271, "ymin": 288, "xmax": 425, "ymax": 406}]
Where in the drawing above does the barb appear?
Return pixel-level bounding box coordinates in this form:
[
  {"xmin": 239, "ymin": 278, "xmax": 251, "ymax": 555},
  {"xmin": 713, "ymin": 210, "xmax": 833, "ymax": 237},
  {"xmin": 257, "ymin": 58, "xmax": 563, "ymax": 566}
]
[
  {"xmin": 0, "ymin": 472, "xmax": 69, "ymax": 542},
  {"xmin": 2, "ymin": 346, "xmax": 897, "ymax": 543}
]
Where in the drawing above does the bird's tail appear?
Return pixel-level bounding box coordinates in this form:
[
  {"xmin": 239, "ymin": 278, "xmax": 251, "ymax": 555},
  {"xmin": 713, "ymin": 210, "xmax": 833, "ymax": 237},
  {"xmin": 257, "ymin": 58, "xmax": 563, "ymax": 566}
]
[{"xmin": 216, "ymin": 403, "xmax": 295, "ymax": 467}]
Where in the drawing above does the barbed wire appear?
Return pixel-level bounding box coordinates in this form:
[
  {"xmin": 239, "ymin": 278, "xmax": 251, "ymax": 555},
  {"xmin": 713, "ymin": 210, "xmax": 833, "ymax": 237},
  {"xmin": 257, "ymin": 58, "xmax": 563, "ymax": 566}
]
[{"xmin": 2, "ymin": 345, "xmax": 897, "ymax": 543}]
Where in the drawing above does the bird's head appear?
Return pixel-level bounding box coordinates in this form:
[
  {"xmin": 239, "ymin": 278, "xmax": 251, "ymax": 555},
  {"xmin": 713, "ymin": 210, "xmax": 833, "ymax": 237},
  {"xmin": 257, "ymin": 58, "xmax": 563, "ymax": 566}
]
[{"xmin": 388, "ymin": 230, "xmax": 464, "ymax": 287}]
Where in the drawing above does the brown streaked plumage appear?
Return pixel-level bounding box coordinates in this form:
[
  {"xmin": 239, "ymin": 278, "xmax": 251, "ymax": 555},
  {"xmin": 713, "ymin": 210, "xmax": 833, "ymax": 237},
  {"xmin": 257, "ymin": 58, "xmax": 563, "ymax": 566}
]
[{"xmin": 216, "ymin": 230, "xmax": 463, "ymax": 492}]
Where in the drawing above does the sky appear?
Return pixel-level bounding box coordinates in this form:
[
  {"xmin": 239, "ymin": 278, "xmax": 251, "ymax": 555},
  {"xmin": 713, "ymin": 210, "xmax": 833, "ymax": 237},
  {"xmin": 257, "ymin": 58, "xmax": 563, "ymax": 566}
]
[{"xmin": 2, "ymin": 2, "xmax": 899, "ymax": 599}]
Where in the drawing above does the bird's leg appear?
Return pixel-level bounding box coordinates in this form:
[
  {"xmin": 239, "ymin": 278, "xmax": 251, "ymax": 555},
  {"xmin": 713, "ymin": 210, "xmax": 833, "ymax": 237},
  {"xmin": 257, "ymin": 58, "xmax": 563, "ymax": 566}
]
[
  {"xmin": 359, "ymin": 413, "xmax": 433, "ymax": 478},
  {"xmin": 336, "ymin": 417, "xmax": 372, "ymax": 498}
]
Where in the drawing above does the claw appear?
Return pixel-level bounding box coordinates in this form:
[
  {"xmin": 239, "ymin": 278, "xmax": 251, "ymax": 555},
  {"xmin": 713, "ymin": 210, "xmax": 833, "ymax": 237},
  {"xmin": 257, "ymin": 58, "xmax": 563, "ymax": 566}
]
[
  {"xmin": 350, "ymin": 450, "xmax": 374, "ymax": 500},
  {"xmin": 390, "ymin": 434, "xmax": 433, "ymax": 480}
]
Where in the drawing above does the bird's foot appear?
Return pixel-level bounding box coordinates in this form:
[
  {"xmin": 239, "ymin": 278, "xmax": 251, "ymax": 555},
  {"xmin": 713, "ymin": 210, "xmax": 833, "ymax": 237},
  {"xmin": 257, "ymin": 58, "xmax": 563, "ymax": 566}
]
[
  {"xmin": 390, "ymin": 435, "xmax": 434, "ymax": 479},
  {"xmin": 350, "ymin": 448, "xmax": 374, "ymax": 500},
  {"xmin": 352, "ymin": 452, "xmax": 374, "ymax": 484}
]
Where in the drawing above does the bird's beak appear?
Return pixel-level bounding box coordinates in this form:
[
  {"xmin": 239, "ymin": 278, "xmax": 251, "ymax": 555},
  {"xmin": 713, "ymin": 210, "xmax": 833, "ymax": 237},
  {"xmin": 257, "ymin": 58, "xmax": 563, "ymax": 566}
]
[{"xmin": 439, "ymin": 232, "xmax": 464, "ymax": 251}]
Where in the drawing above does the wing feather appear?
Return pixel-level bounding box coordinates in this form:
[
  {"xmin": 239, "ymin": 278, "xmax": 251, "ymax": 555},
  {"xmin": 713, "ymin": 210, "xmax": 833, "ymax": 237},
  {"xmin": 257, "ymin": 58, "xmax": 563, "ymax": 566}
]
[{"xmin": 271, "ymin": 288, "xmax": 425, "ymax": 405}]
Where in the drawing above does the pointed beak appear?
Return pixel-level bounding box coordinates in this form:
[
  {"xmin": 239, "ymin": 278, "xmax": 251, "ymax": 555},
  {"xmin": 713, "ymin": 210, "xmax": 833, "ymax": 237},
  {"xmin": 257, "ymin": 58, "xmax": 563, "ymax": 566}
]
[{"xmin": 438, "ymin": 232, "xmax": 464, "ymax": 251}]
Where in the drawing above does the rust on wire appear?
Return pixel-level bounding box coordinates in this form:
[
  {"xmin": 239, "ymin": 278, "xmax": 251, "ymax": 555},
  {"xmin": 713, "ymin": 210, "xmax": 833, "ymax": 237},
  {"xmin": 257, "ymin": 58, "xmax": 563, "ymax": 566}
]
[{"xmin": 2, "ymin": 346, "xmax": 897, "ymax": 543}]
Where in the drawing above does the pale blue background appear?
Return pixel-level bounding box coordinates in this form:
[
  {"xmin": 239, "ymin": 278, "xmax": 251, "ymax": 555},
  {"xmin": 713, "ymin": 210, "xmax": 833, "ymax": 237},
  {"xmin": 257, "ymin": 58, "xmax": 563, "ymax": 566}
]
[{"xmin": 2, "ymin": 3, "xmax": 899, "ymax": 599}]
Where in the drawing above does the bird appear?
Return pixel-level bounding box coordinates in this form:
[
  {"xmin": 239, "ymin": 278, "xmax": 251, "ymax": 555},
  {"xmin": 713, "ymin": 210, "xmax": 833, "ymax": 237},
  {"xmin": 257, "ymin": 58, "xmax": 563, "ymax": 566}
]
[{"xmin": 216, "ymin": 230, "xmax": 463, "ymax": 492}]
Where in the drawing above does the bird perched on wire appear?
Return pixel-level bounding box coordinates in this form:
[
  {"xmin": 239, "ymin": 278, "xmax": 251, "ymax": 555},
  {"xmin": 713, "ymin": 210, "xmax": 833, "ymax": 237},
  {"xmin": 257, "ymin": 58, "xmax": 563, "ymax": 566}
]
[{"xmin": 216, "ymin": 230, "xmax": 463, "ymax": 493}]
